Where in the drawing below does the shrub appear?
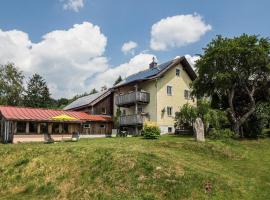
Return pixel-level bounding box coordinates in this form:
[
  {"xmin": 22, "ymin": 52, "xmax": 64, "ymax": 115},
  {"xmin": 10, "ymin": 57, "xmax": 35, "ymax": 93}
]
[
  {"xmin": 205, "ymin": 109, "xmax": 230, "ymax": 130},
  {"xmin": 142, "ymin": 125, "xmax": 161, "ymax": 139},
  {"xmin": 208, "ymin": 128, "xmax": 234, "ymax": 140}
]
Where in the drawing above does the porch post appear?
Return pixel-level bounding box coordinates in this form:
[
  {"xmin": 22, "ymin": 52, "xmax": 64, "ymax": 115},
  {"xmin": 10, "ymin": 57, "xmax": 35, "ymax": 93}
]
[
  {"xmin": 48, "ymin": 123, "xmax": 53, "ymax": 134},
  {"xmin": 37, "ymin": 123, "xmax": 41, "ymax": 134},
  {"xmin": 13, "ymin": 121, "xmax": 17, "ymax": 134},
  {"xmin": 59, "ymin": 124, "xmax": 63, "ymax": 134},
  {"xmin": 26, "ymin": 122, "xmax": 29, "ymax": 134}
]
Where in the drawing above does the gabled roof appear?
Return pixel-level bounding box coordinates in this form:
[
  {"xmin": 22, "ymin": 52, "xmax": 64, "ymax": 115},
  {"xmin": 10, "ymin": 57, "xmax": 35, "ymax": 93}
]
[
  {"xmin": 64, "ymin": 90, "xmax": 112, "ymax": 111},
  {"xmin": 114, "ymin": 56, "xmax": 197, "ymax": 88},
  {"xmin": 0, "ymin": 106, "xmax": 111, "ymax": 122}
]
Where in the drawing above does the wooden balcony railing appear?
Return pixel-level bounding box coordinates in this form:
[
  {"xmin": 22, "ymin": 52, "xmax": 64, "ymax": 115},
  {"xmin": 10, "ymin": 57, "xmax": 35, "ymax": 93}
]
[
  {"xmin": 119, "ymin": 114, "xmax": 143, "ymax": 126},
  {"xmin": 115, "ymin": 91, "xmax": 150, "ymax": 106}
]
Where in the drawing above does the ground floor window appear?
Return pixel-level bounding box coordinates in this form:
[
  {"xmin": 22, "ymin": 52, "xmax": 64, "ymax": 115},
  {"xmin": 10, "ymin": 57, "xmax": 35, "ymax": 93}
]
[
  {"xmin": 40, "ymin": 123, "xmax": 48, "ymax": 134},
  {"xmin": 168, "ymin": 127, "xmax": 172, "ymax": 133},
  {"xmin": 52, "ymin": 123, "xmax": 60, "ymax": 134},
  {"xmin": 100, "ymin": 124, "xmax": 105, "ymax": 128},
  {"xmin": 29, "ymin": 122, "xmax": 37, "ymax": 133},
  {"xmin": 17, "ymin": 121, "xmax": 26, "ymax": 133},
  {"xmin": 63, "ymin": 124, "xmax": 69, "ymax": 133}
]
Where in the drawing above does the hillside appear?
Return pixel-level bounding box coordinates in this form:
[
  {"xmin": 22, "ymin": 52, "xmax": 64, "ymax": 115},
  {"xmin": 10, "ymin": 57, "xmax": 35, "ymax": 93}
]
[{"xmin": 0, "ymin": 135, "xmax": 270, "ymax": 200}]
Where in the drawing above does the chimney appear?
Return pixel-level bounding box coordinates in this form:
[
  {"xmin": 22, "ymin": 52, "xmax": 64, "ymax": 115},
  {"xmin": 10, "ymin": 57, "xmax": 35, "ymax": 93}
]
[{"xmin": 149, "ymin": 57, "xmax": 157, "ymax": 69}]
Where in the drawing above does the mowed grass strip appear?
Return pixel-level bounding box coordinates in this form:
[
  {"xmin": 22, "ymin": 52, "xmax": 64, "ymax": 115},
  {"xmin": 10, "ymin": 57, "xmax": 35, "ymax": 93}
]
[{"xmin": 0, "ymin": 135, "xmax": 269, "ymax": 200}]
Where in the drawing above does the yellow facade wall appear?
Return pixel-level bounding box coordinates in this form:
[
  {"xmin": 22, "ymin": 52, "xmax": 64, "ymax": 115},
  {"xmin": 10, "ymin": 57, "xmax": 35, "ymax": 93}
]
[
  {"xmin": 114, "ymin": 62, "xmax": 195, "ymax": 133},
  {"xmin": 155, "ymin": 63, "xmax": 195, "ymax": 132}
]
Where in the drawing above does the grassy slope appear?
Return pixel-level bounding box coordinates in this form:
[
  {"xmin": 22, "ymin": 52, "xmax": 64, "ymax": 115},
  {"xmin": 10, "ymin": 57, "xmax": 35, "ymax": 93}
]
[{"xmin": 0, "ymin": 136, "xmax": 270, "ymax": 200}]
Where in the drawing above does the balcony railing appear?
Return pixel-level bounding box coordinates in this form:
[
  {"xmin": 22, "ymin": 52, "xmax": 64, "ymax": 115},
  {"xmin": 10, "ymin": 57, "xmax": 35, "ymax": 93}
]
[
  {"xmin": 115, "ymin": 91, "xmax": 150, "ymax": 106},
  {"xmin": 119, "ymin": 114, "xmax": 143, "ymax": 126}
]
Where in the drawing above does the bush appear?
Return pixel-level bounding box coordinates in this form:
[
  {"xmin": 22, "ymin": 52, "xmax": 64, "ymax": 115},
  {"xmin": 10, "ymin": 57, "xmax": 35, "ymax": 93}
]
[
  {"xmin": 208, "ymin": 128, "xmax": 234, "ymax": 140},
  {"xmin": 205, "ymin": 109, "xmax": 230, "ymax": 130},
  {"xmin": 142, "ymin": 125, "xmax": 161, "ymax": 139}
]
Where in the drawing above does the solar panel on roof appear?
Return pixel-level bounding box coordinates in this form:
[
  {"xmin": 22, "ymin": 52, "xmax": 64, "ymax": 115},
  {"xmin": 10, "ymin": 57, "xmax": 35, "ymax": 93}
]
[
  {"xmin": 64, "ymin": 90, "xmax": 108, "ymax": 110},
  {"xmin": 116, "ymin": 60, "xmax": 173, "ymax": 86}
]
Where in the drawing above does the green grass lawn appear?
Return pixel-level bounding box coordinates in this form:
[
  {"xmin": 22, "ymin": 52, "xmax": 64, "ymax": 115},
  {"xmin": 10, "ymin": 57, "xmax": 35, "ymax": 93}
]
[{"xmin": 0, "ymin": 135, "xmax": 270, "ymax": 200}]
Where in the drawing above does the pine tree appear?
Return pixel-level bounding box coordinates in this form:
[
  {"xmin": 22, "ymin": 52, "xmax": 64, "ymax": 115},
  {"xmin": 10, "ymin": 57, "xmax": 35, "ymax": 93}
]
[
  {"xmin": 24, "ymin": 74, "xmax": 51, "ymax": 108},
  {"xmin": 113, "ymin": 75, "xmax": 123, "ymax": 86}
]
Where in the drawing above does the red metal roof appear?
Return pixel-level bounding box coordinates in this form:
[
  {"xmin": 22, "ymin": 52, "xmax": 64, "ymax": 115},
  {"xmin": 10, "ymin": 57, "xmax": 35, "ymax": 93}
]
[{"xmin": 0, "ymin": 106, "xmax": 111, "ymax": 122}]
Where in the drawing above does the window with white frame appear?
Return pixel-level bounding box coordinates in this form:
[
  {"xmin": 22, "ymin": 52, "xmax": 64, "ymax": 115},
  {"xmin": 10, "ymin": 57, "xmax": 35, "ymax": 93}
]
[
  {"xmin": 167, "ymin": 86, "xmax": 172, "ymax": 96},
  {"xmin": 167, "ymin": 106, "xmax": 173, "ymax": 116},
  {"xmin": 176, "ymin": 68, "xmax": 180, "ymax": 76},
  {"xmin": 101, "ymin": 107, "xmax": 106, "ymax": 114},
  {"xmin": 184, "ymin": 90, "xmax": 191, "ymax": 100}
]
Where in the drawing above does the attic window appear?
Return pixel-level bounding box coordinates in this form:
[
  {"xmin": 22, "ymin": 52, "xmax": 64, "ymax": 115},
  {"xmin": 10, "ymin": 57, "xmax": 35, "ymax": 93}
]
[{"xmin": 176, "ymin": 68, "xmax": 180, "ymax": 76}]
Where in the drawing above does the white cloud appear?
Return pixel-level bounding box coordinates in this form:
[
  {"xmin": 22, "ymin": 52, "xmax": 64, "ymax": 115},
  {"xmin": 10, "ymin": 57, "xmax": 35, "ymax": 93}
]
[
  {"xmin": 150, "ymin": 14, "xmax": 212, "ymax": 51},
  {"xmin": 184, "ymin": 54, "xmax": 200, "ymax": 68},
  {"xmin": 0, "ymin": 22, "xmax": 108, "ymax": 98},
  {"xmin": 62, "ymin": 0, "xmax": 84, "ymax": 12},
  {"xmin": 121, "ymin": 41, "xmax": 138, "ymax": 55},
  {"xmin": 89, "ymin": 53, "xmax": 156, "ymax": 88}
]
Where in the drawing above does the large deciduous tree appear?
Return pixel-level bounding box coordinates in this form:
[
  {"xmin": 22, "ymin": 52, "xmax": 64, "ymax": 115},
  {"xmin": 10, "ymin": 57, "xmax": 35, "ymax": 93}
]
[
  {"xmin": 193, "ymin": 34, "xmax": 270, "ymax": 135},
  {"xmin": 0, "ymin": 63, "xmax": 24, "ymax": 106},
  {"xmin": 24, "ymin": 73, "xmax": 51, "ymax": 108}
]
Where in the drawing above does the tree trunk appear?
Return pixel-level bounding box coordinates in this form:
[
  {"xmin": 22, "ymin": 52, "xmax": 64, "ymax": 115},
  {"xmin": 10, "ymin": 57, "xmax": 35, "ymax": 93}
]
[{"xmin": 228, "ymin": 85, "xmax": 256, "ymax": 137}]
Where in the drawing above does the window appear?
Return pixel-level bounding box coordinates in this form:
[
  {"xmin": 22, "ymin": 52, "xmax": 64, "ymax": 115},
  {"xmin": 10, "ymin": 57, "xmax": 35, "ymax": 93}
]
[
  {"xmin": 167, "ymin": 86, "xmax": 172, "ymax": 96},
  {"xmin": 40, "ymin": 123, "xmax": 48, "ymax": 134},
  {"xmin": 63, "ymin": 124, "xmax": 69, "ymax": 133},
  {"xmin": 168, "ymin": 127, "xmax": 172, "ymax": 133},
  {"xmin": 176, "ymin": 68, "xmax": 180, "ymax": 76},
  {"xmin": 83, "ymin": 124, "xmax": 91, "ymax": 128},
  {"xmin": 122, "ymin": 109, "xmax": 126, "ymax": 116},
  {"xmin": 184, "ymin": 90, "xmax": 190, "ymax": 100},
  {"xmin": 167, "ymin": 106, "xmax": 173, "ymax": 116},
  {"xmin": 100, "ymin": 124, "xmax": 105, "ymax": 128},
  {"xmin": 29, "ymin": 122, "xmax": 37, "ymax": 133},
  {"xmin": 138, "ymin": 107, "xmax": 144, "ymax": 113},
  {"xmin": 101, "ymin": 107, "xmax": 106, "ymax": 114},
  {"xmin": 17, "ymin": 121, "xmax": 26, "ymax": 133},
  {"xmin": 52, "ymin": 123, "xmax": 60, "ymax": 134}
]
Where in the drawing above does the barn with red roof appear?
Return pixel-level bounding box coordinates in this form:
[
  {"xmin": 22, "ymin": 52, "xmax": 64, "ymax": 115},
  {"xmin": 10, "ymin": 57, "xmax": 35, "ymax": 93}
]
[{"xmin": 0, "ymin": 106, "xmax": 112, "ymax": 143}]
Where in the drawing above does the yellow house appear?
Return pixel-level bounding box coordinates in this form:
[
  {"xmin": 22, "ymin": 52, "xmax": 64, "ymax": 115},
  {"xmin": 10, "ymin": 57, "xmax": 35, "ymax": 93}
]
[{"xmin": 113, "ymin": 56, "xmax": 197, "ymax": 134}]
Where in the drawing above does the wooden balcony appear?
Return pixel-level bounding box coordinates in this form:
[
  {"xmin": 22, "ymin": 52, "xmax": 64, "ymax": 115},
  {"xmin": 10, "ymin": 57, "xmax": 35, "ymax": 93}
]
[
  {"xmin": 119, "ymin": 114, "xmax": 143, "ymax": 126},
  {"xmin": 115, "ymin": 91, "xmax": 150, "ymax": 107}
]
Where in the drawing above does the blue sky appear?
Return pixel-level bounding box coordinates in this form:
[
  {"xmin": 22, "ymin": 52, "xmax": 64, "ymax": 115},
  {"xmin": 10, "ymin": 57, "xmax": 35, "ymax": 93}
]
[{"xmin": 0, "ymin": 0, "xmax": 269, "ymax": 98}]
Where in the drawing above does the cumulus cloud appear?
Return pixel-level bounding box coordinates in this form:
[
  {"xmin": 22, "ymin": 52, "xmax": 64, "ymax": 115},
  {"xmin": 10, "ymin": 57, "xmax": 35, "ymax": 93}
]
[
  {"xmin": 0, "ymin": 22, "xmax": 108, "ymax": 98},
  {"xmin": 121, "ymin": 41, "xmax": 138, "ymax": 55},
  {"xmin": 89, "ymin": 53, "xmax": 156, "ymax": 88},
  {"xmin": 61, "ymin": 0, "xmax": 84, "ymax": 12},
  {"xmin": 184, "ymin": 54, "xmax": 200, "ymax": 67},
  {"xmin": 150, "ymin": 14, "xmax": 212, "ymax": 51}
]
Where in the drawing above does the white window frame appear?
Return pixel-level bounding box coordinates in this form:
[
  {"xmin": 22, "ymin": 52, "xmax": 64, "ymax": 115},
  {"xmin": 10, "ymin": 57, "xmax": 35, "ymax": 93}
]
[
  {"xmin": 167, "ymin": 85, "xmax": 173, "ymax": 96},
  {"xmin": 167, "ymin": 106, "xmax": 173, "ymax": 116},
  {"xmin": 184, "ymin": 90, "xmax": 190, "ymax": 100},
  {"xmin": 176, "ymin": 68, "xmax": 180, "ymax": 76}
]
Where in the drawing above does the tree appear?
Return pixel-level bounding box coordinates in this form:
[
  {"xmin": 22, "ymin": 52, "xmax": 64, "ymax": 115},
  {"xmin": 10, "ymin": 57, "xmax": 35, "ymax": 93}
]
[
  {"xmin": 193, "ymin": 34, "xmax": 270, "ymax": 135},
  {"xmin": 0, "ymin": 63, "xmax": 24, "ymax": 106},
  {"xmin": 113, "ymin": 75, "xmax": 123, "ymax": 86},
  {"xmin": 89, "ymin": 88, "xmax": 98, "ymax": 94},
  {"xmin": 56, "ymin": 98, "xmax": 69, "ymax": 109},
  {"xmin": 24, "ymin": 74, "xmax": 51, "ymax": 108}
]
